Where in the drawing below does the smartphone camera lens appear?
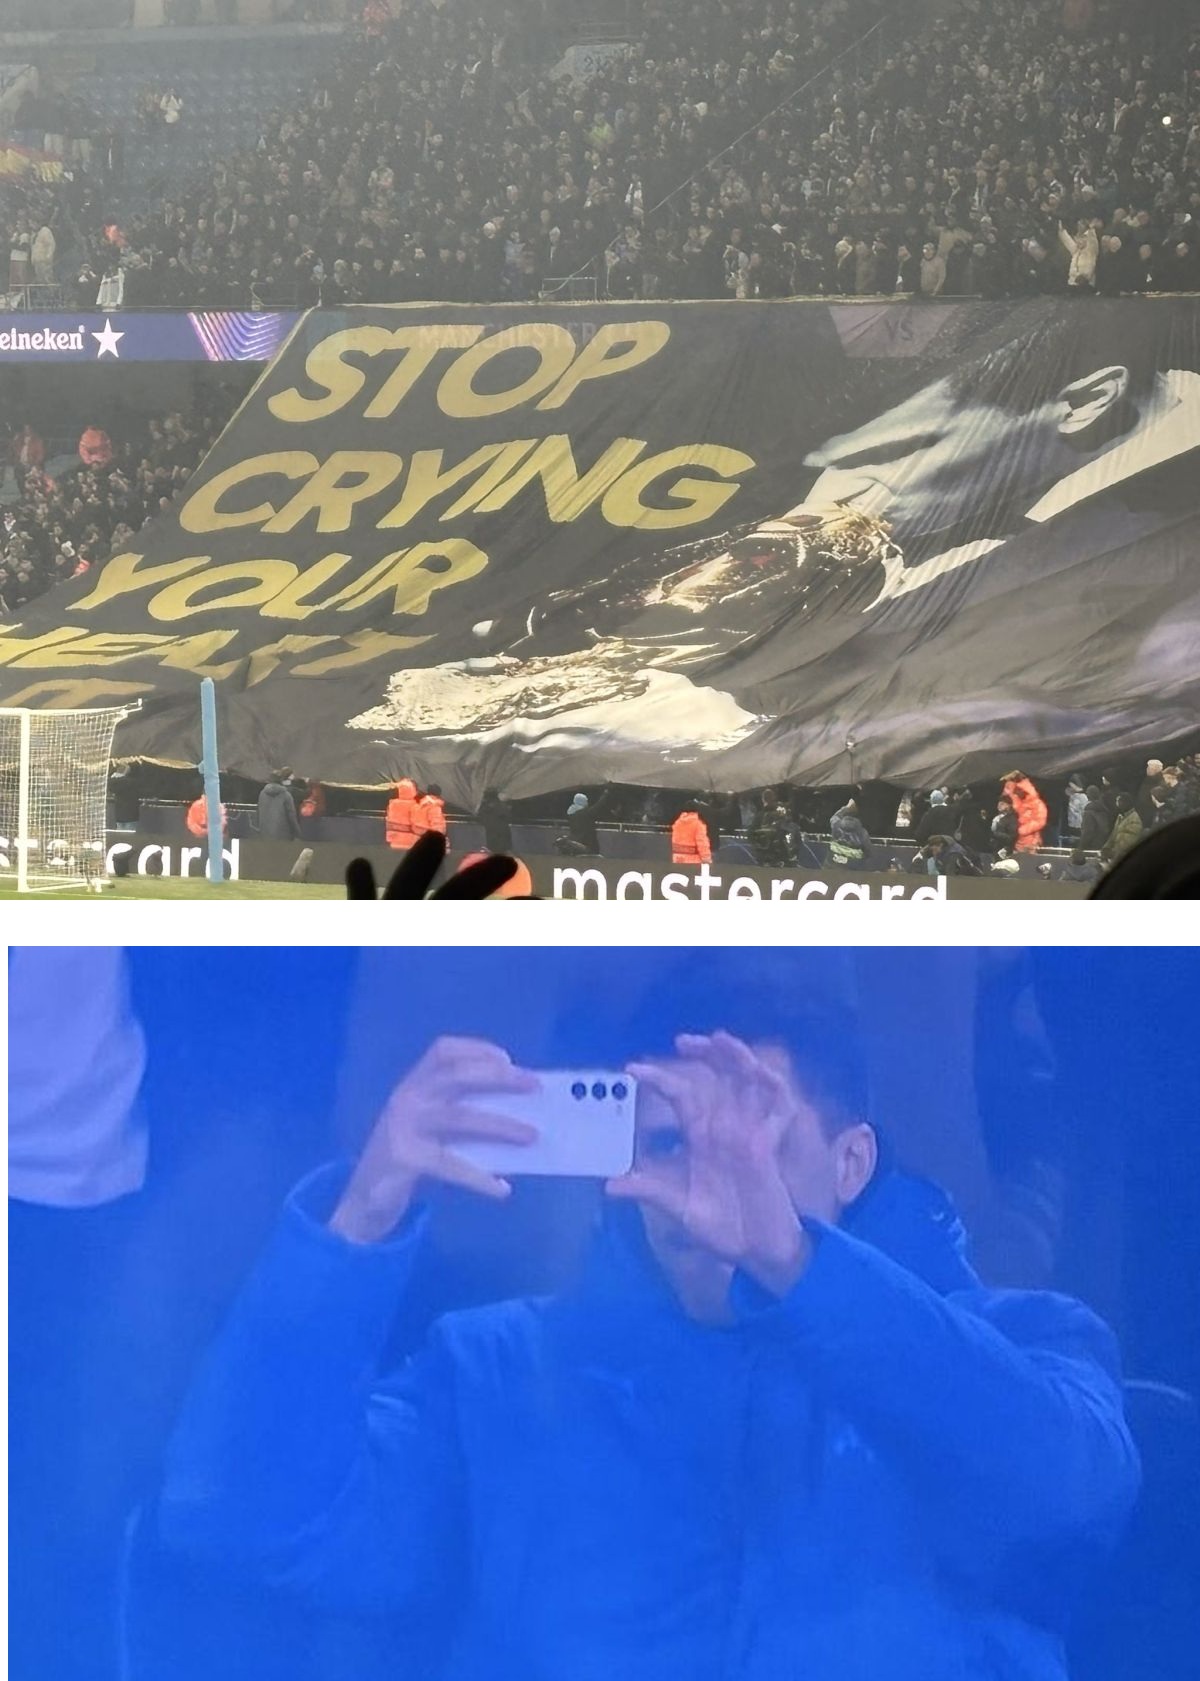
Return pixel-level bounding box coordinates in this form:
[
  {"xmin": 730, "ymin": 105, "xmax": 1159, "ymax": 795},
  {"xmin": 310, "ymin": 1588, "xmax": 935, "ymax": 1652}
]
[
  {"xmin": 571, "ymin": 1081, "xmax": 587, "ymax": 1100},
  {"xmin": 612, "ymin": 1080, "xmax": 628, "ymax": 1102},
  {"xmin": 591, "ymin": 1081, "xmax": 607, "ymax": 1101}
]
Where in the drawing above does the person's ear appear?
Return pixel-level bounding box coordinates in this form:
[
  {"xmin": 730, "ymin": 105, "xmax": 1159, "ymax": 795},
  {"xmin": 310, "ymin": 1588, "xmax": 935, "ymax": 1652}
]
[
  {"xmin": 834, "ymin": 1122, "xmax": 878, "ymax": 1211},
  {"xmin": 1055, "ymin": 364, "xmax": 1131, "ymax": 441}
]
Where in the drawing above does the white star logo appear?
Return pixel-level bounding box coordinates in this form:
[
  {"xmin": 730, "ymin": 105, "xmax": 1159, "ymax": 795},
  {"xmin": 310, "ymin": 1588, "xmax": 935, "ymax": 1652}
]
[{"xmin": 91, "ymin": 320, "xmax": 124, "ymax": 359}]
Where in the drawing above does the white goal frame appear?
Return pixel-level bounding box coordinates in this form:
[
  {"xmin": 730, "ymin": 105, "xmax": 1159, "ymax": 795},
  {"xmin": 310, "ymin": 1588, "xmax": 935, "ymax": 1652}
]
[{"xmin": 0, "ymin": 702, "xmax": 141, "ymax": 893}]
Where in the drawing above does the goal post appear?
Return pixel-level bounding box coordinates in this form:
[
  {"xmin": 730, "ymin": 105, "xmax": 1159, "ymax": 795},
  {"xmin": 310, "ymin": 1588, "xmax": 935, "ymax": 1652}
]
[{"xmin": 0, "ymin": 702, "xmax": 140, "ymax": 893}]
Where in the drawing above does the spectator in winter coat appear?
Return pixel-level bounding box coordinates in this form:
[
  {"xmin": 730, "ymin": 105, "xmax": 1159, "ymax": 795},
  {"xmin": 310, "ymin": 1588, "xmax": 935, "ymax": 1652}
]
[
  {"xmin": 828, "ymin": 799, "xmax": 871, "ymax": 865},
  {"xmin": 1059, "ymin": 219, "xmax": 1099, "ymax": 289},
  {"xmin": 918, "ymin": 243, "xmax": 945, "ymax": 297},
  {"xmin": 158, "ymin": 1012, "xmax": 1139, "ymax": 1681},
  {"xmin": 1063, "ymin": 777, "xmax": 1088, "ymax": 838},
  {"xmin": 12, "ymin": 424, "xmax": 44, "ymax": 473},
  {"xmin": 750, "ymin": 799, "xmax": 795, "ymax": 868},
  {"xmin": 991, "ymin": 796, "xmax": 1018, "ymax": 853},
  {"xmin": 919, "ymin": 835, "xmax": 980, "ymax": 877},
  {"xmin": 78, "ymin": 425, "xmax": 114, "ymax": 469},
  {"xmin": 1135, "ymin": 759, "xmax": 1165, "ymax": 826},
  {"xmin": 564, "ymin": 789, "xmax": 611, "ymax": 855},
  {"xmin": 912, "ymin": 790, "xmax": 952, "ymax": 846},
  {"xmin": 256, "ymin": 770, "xmax": 301, "ymax": 841},
  {"xmin": 893, "ymin": 245, "xmax": 920, "ymax": 294},
  {"xmin": 1078, "ymin": 786, "xmax": 1110, "ymax": 851},
  {"xmin": 30, "ymin": 224, "xmax": 56, "ymax": 285},
  {"xmin": 990, "ymin": 848, "xmax": 1021, "ymax": 876},
  {"xmin": 695, "ymin": 793, "xmax": 734, "ymax": 855},
  {"xmin": 1100, "ymin": 795, "xmax": 1143, "ymax": 864},
  {"xmin": 1060, "ymin": 849, "xmax": 1101, "ymax": 885},
  {"xmin": 1001, "ymin": 774, "xmax": 1047, "ymax": 852},
  {"xmin": 957, "ymin": 799, "xmax": 995, "ymax": 858},
  {"xmin": 477, "ymin": 788, "xmax": 513, "ymax": 854}
]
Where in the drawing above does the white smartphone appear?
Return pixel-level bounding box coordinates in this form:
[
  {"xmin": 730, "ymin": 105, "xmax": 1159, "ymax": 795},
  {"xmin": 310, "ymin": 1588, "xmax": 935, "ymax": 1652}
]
[{"xmin": 457, "ymin": 1068, "xmax": 638, "ymax": 1178}]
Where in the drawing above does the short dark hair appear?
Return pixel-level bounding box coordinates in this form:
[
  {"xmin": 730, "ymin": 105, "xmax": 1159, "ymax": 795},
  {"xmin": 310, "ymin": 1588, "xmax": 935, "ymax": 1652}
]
[{"xmin": 614, "ymin": 953, "xmax": 871, "ymax": 1143}]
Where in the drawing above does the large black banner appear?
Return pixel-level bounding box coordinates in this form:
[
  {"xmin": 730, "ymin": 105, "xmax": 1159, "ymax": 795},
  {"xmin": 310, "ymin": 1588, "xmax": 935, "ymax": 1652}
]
[{"xmin": 2, "ymin": 300, "xmax": 1198, "ymax": 799}]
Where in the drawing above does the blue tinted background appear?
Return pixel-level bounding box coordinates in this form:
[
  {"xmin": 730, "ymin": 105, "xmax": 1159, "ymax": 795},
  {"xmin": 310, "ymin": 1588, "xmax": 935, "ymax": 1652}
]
[{"xmin": 8, "ymin": 947, "xmax": 1200, "ymax": 1681}]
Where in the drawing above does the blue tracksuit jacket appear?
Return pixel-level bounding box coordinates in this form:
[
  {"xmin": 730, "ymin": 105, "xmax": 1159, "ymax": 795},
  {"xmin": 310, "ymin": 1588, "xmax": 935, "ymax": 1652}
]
[{"xmin": 159, "ymin": 1166, "xmax": 1139, "ymax": 1681}]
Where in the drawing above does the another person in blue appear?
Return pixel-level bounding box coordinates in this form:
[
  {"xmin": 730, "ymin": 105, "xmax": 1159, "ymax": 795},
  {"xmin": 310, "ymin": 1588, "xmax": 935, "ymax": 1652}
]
[{"xmin": 159, "ymin": 1001, "xmax": 1139, "ymax": 1681}]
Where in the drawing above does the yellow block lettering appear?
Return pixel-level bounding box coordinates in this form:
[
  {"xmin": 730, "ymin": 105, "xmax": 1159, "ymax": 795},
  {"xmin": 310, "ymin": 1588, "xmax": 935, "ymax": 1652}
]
[
  {"xmin": 155, "ymin": 631, "xmax": 242, "ymax": 677},
  {"xmin": 257, "ymin": 552, "xmax": 358, "ymax": 620},
  {"xmin": 601, "ymin": 445, "xmax": 755, "ymax": 530},
  {"xmin": 267, "ymin": 327, "xmax": 401, "ymax": 423},
  {"xmin": 362, "ymin": 324, "xmax": 485, "ymax": 418},
  {"xmin": 6, "ymin": 631, "xmax": 173, "ymax": 668},
  {"xmin": 471, "ymin": 434, "xmax": 647, "ymax": 523},
  {"xmin": 537, "ymin": 321, "xmax": 671, "ymax": 410},
  {"xmin": 378, "ymin": 442, "xmax": 528, "ymax": 530},
  {"xmin": 292, "ymin": 630, "xmax": 433, "ymax": 675},
  {"xmin": 244, "ymin": 635, "xmax": 341, "ymax": 687},
  {"xmin": 264, "ymin": 451, "xmax": 403, "ymax": 535},
  {"xmin": 73, "ymin": 551, "xmax": 210, "ymax": 612},
  {"xmin": 269, "ymin": 324, "xmax": 484, "ymax": 423},
  {"xmin": 0, "ymin": 626, "xmax": 90, "ymax": 664},
  {"xmin": 179, "ymin": 452, "xmax": 317, "ymax": 534},
  {"xmin": 333, "ymin": 539, "xmax": 488, "ymax": 617},
  {"xmin": 437, "ymin": 324, "xmax": 575, "ymax": 419},
  {"xmin": 148, "ymin": 560, "xmax": 300, "ymax": 622},
  {"xmin": 0, "ymin": 678, "xmax": 145, "ymax": 708}
]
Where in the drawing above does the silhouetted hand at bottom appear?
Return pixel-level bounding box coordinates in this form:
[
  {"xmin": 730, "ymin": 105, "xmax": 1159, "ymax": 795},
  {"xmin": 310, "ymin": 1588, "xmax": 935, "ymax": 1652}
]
[{"xmin": 346, "ymin": 831, "xmax": 521, "ymax": 900}]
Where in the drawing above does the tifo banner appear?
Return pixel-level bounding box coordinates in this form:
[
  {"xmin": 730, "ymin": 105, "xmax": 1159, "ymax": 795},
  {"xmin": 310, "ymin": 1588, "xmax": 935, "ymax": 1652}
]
[
  {"xmin": 1, "ymin": 299, "xmax": 1198, "ymax": 798},
  {"xmin": 0, "ymin": 311, "xmax": 299, "ymax": 363}
]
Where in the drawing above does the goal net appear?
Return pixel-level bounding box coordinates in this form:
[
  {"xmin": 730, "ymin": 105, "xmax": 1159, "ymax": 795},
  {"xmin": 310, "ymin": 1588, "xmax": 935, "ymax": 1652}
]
[{"xmin": 0, "ymin": 705, "xmax": 137, "ymax": 893}]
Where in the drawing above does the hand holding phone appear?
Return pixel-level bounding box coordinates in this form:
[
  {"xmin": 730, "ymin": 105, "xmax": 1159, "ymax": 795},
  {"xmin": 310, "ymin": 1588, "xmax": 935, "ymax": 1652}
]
[
  {"xmin": 329, "ymin": 1036, "xmax": 543, "ymax": 1243},
  {"xmin": 456, "ymin": 1069, "xmax": 638, "ymax": 1179}
]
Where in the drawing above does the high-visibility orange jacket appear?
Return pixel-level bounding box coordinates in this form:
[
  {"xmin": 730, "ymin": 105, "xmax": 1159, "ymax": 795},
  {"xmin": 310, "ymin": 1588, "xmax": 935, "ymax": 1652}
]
[
  {"xmin": 413, "ymin": 792, "xmax": 447, "ymax": 837},
  {"xmin": 186, "ymin": 797, "xmax": 227, "ymax": 837},
  {"xmin": 78, "ymin": 425, "xmax": 114, "ymax": 468},
  {"xmin": 1003, "ymin": 777, "xmax": 1048, "ymax": 852},
  {"xmin": 671, "ymin": 809, "xmax": 712, "ymax": 864},
  {"xmin": 385, "ymin": 778, "xmax": 420, "ymax": 849}
]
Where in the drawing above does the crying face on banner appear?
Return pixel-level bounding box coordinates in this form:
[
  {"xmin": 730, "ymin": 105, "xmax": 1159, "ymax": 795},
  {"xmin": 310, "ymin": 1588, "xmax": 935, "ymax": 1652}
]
[{"xmin": 350, "ymin": 309, "xmax": 1196, "ymax": 759}]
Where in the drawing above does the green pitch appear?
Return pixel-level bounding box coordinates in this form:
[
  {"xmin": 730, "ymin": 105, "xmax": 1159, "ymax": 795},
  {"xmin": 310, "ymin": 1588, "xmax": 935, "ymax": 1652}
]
[{"xmin": 0, "ymin": 876, "xmax": 346, "ymax": 901}]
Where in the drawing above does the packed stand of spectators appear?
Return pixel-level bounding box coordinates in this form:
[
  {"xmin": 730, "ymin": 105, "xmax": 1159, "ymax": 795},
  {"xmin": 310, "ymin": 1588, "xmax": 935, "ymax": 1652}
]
[
  {"xmin": 5, "ymin": 0, "xmax": 1198, "ymax": 312},
  {"xmin": 0, "ymin": 406, "xmax": 224, "ymax": 612},
  {"xmin": 552, "ymin": 756, "xmax": 1200, "ymax": 880},
  {"xmin": 361, "ymin": 754, "xmax": 1200, "ymax": 883}
]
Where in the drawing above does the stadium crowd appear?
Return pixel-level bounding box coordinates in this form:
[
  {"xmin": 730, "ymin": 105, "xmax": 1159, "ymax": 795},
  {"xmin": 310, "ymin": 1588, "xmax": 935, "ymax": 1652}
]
[
  {"xmin": 0, "ymin": 406, "xmax": 222, "ymax": 612},
  {"xmin": 3, "ymin": 0, "xmax": 1199, "ymax": 308},
  {"xmin": 165, "ymin": 754, "xmax": 1200, "ymax": 887}
]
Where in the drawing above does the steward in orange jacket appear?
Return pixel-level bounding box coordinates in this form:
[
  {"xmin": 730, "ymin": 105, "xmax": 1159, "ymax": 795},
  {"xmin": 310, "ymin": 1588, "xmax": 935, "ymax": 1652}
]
[
  {"xmin": 1002, "ymin": 772, "xmax": 1048, "ymax": 852},
  {"xmin": 671, "ymin": 807, "xmax": 712, "ymax": 865},
  {"xmin": 385, "ymin": 778, "xmax": 420, "ymax": 849},
  {"xmin": 413, "ymin": 785, "xmax": 447, "ymax": 838},
  {"xmin": 185, "ymin": 796, "xmax": 227, "ymax": 837}
]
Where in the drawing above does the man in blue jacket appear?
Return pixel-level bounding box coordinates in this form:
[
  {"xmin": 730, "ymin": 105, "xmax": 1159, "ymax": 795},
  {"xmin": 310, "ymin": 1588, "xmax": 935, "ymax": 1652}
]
[{"xmin": 159, "ymin": 1009, "xmax": 1139, "ymax": 1681}]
